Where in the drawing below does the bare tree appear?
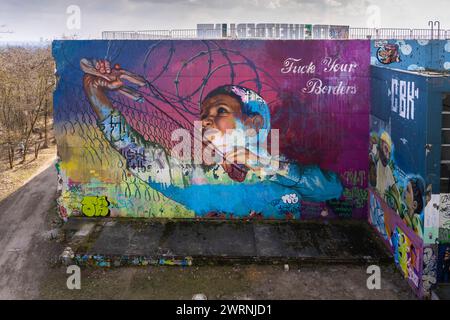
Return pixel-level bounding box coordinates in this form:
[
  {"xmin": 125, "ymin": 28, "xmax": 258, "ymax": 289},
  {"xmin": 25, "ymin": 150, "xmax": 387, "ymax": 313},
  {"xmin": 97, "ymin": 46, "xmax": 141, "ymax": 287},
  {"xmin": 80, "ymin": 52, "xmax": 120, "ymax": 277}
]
[{"xmin": 0, "ymin": 45, "xmax": 54, "ymax": 168}]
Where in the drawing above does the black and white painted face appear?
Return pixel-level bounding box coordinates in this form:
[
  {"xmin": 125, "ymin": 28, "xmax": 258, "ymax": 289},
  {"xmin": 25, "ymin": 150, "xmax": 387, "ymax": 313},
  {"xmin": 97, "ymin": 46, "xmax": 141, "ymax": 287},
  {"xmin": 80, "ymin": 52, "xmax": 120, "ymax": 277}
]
[{"xmin": 380, "ymin": 141, "xmax": 390, "ymax": 167}]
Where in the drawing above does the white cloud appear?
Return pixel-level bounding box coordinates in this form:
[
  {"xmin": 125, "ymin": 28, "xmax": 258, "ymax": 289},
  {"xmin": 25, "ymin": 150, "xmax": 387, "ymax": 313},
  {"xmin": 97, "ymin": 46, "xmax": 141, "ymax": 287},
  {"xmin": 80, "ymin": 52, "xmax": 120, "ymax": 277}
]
[
  {"xmin": 266, "ymin": 0, "xmax": 282, "ymax": 9},
  {"xmin": 326, "ymin": 0, "xmax": 342, "ymax": 7}
]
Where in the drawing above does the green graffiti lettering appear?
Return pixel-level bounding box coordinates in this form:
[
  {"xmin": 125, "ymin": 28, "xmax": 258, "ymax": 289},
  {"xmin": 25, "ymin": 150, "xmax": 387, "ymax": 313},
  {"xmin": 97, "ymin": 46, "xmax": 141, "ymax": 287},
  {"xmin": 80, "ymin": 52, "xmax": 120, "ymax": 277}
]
[{"xmin": 81, "ymin": 196, "xmax": 110, "ymax": 217}]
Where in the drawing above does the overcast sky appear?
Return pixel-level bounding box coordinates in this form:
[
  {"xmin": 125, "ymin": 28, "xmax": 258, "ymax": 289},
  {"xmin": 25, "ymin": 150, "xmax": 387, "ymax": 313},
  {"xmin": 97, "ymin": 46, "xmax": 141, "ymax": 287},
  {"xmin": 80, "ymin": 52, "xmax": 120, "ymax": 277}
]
[{"xmin": 0, "ymin": 0, "xmax": 448, "ymax": 41}]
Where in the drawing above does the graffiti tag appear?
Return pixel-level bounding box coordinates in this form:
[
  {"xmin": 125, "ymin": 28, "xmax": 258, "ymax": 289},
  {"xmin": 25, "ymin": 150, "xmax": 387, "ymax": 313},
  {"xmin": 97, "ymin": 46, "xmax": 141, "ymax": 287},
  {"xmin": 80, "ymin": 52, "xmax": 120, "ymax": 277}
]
[
  {"xmin": 81, "ymin": 196, "xmax": 110, "ymax": 217},
  {"xmin": 440, "ymin": 194, "xmax": 450, "ymax": 230},
  {"xmin": 391, "ymin": 79, "xmax": 419, "ymax": 120}
]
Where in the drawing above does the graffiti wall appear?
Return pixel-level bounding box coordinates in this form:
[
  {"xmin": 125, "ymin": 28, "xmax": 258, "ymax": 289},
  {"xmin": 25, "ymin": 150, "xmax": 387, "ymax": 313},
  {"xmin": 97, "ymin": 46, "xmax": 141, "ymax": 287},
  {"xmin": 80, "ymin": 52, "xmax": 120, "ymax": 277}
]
[
  {"xmin": 370, "ymin": 66, "xmax": 430, "ymax": 240},
  {"xmin": 369, "ymin": 66, "xmax": 431, "ymax": 297},
  {"xmin": 370, "ymin": 39, "xmax": 450, "ymax": 72},
  {"xmin": 53, "ymin": 40, "xmax": 370, "ymax": 220},
  {"xmin": 369, "ymin": 190, "xmax": 423, "ymax": 295},
  {"xmin": 369, "ymin": 65, "xmax": 450, "ymax": 296},
  {"xmin": 437, "ymin": 195, "xmax": 449, "ymax": 285}
]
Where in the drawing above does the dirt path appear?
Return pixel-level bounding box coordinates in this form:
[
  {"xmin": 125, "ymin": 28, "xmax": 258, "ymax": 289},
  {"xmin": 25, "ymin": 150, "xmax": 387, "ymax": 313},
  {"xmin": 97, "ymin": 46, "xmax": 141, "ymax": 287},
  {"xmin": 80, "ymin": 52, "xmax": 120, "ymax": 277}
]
[
  {"xmin": 0, "ymin": 144, "xmax": 57, "ymax": 202},
  {"xmin": 0, "ymin": 163, "xmax": 62, "ymax": 299}
]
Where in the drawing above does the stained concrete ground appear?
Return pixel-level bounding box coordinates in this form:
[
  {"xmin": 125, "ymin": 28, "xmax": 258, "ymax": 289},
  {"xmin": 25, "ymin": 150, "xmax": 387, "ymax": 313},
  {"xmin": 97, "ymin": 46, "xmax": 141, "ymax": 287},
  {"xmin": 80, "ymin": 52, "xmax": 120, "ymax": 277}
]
[
  {"xmin": 0, "ymin": 163, "xmax": 417, "ymax": 300},
  {"xmin": 38, "ymin": 264, "xmax": 416, "ymax": 300}
]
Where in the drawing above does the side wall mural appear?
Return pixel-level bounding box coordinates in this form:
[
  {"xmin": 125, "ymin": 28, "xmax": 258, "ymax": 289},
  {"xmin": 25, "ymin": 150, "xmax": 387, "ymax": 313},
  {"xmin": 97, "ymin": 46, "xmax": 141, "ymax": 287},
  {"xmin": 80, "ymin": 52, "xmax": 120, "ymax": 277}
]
[
  {"xmin": 369, "ymin": 66, "xmax": 431, "ymax": 297},
  {"xmin": 370, "ymin": 39, "xmax": 450, "ymax": 72},
  {"xmin": 53, "ymin": 40, "xmax": 370, "ymax": 220},
  {"xmin": 369, "ymin": 65, "xmax": 450, "ymax": 297}
]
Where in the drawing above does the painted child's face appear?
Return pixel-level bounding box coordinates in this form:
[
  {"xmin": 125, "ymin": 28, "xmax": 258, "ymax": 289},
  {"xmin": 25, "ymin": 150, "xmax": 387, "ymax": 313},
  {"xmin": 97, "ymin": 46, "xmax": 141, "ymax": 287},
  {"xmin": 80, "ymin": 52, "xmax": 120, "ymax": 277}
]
[
  {"xmin": 200, "ymin": 94, "xmax": 247, "ymax": 149},
  {"xmin": 200, "ymin": 93, "xmax": 242, "ymax": 134},
  {"xmin": 200, "ymin": 92, "xmax": 264, "ymax": 158}
]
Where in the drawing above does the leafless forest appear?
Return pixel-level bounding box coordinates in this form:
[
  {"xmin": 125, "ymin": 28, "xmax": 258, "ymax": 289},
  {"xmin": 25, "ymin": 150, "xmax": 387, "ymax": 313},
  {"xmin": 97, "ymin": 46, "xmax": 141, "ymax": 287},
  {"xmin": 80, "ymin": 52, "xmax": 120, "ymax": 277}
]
[{"xmin": 0, "ymin": 45, "xmax": 54, "ymax": 170}]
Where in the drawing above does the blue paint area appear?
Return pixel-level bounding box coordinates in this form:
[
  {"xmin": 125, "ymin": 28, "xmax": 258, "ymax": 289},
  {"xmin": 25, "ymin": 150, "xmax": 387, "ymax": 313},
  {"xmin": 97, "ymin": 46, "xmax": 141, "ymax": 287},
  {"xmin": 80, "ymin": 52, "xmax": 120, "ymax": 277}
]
[
  {"xmin": 147, "ymin": 163, "xmax": 343, "ymax": 218},
  {"xmin": 369, "ymin": 193, "xmax": 388, "ymax": 241},
  {"xmin": 392, "ymin": 228, "xmax": 400, "ymax": 265},
  {"xmin": 371, "ymin": 66, "xmax": 428, "ymax": 176},
  {"xmin": 370, "ymin": 40, "xmax": 450, "ymax": 72}
]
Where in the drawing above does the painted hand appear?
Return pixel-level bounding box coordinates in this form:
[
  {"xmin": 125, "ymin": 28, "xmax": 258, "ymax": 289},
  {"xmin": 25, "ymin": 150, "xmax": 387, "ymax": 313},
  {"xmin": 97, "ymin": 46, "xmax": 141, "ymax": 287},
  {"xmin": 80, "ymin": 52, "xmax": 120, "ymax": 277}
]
[{"xmin": 84, "ymin": 59, "xmax": 125, "ymax": 90}]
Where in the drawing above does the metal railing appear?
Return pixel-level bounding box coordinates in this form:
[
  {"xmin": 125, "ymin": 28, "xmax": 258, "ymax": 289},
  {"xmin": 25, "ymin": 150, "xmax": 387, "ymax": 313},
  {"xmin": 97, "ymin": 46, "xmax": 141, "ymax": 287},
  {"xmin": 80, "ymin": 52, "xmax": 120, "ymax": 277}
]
[
  {"xmin": 102, "ymin": 27, "xmax": 450, "ymax": 40},
  {"xmin": 348, "ymin": 28, "xmax": 449, "ymax": 40}
]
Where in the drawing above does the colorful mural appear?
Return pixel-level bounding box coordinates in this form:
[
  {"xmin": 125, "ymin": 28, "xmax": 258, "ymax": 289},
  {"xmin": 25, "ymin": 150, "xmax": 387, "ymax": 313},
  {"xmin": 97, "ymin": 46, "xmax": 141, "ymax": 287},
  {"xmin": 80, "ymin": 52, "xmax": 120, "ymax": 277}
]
[
  {"xmin": 53, "ymin": 40, "xmax": 370, "ymax": 220},
  {"xmin": 370, "ymin": 39, "xmax": 450, "ymax": 72},
  {"xmin": 369, "ymin": 65, "xmax": 441, "ymax": 297},
  {"xmin": 369, "ymin": 191, "xmax": 423, "ymax": 295},
  {"xmin": 369, "ymin": 67, "xmax": 432, "ymax": 240},
  {"xmin": 440, "ymin": 194, "xmax": 450, "ymax": 244},
  {"xmin": 436, "ymin": 183, "xmax": 450, "ymax": 284},
  {"xmin": 369, "ymin": 129, "xmax": 428, "ymax": 238},
  {"xmin": 369, "ymin": 62, "xmax": 450, "ymax": 297}
]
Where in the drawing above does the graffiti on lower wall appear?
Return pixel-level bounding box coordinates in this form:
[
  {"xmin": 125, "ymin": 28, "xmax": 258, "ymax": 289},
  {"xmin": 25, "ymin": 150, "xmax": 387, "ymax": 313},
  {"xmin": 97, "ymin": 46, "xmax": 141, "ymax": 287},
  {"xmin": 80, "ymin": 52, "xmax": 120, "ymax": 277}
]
[
  {"xmin": 437, "ymin": 184, "xmax": 450, "ymax": 279},
  {"xmin": 440, "ymin": 194, "xmax": 450, "ymax": 236},
  {"xmin": 74, "ymin": 254, "xmax": 193, "ymax": 267},
  {"xmin": 369, "ymin": 190, "xmax": 423, "ymax": 294},
  {"xmin": 53, "ymin": 40, "xmax": 370, "ymax": 219},
  {"xmin": 422, "ymin": 245, "xmax": 438, "ymax": 296},
  {"xmin": 424, "ymin": 194, "xmax": 440, "ymax": 244}
]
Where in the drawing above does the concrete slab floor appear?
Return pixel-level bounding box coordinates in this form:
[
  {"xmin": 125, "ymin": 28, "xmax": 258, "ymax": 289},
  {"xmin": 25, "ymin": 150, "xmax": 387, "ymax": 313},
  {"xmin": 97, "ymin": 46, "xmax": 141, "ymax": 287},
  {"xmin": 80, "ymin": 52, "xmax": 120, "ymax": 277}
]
[
  {"xmin": 64, "ymin": 218, "xmax": 393, "ymax": 265},
  {"xmin": 51, "ymin": 218, "xmax": 416, "ymax": 300},
  {"xmin": 38, "ymin": 264, "xmax": 417, "ymax": 300}
]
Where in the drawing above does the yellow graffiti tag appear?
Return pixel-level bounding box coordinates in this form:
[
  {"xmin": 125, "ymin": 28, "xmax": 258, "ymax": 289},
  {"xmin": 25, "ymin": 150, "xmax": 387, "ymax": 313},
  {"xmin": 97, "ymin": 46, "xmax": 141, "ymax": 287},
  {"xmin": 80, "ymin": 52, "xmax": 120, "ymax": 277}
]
[
  {"xmin": 81, "ymin": 196, "xmax": 110, "ymax": 217},
  {"xmin": 397, "ymin": 228, "xmax": 411, "ymax": 278}
]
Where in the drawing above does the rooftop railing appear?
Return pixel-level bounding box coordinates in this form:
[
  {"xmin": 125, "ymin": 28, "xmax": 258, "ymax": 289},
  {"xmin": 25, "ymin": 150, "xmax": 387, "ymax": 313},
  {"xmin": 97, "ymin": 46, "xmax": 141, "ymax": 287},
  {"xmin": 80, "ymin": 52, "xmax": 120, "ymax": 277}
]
[{"xmin": 102, "ymin": 27, "xmax": 450, "ymax": 40}]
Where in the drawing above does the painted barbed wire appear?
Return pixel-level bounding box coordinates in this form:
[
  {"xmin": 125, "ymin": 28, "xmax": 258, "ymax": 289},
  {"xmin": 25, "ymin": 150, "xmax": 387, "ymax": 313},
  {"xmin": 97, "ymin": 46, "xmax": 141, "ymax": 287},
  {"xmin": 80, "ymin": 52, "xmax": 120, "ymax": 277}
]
[{"xmin": 56, "ymin": 40, "xmax": 284, "ymax": 213}]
